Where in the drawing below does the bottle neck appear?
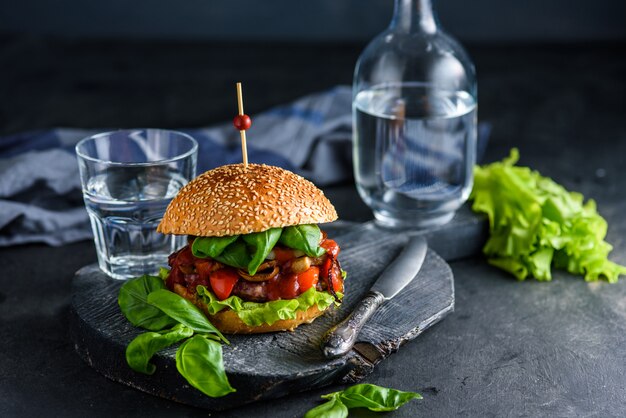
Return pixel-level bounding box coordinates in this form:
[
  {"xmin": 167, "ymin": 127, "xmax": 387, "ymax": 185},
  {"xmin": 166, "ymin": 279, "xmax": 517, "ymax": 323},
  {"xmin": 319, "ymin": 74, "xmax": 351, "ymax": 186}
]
[{"xmin": 390, "ymin": 0, "xmax": 437, "ymax": 34}]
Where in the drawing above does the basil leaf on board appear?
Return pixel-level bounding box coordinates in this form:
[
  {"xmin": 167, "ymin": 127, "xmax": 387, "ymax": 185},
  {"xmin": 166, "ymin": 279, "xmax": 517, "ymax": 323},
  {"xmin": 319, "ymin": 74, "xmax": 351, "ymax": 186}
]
[
  {"xmin": 176, "ymin": 335, "xmax": 236, "ymax": 398},
  {"xmin": 125, "ymin": 324, "xmax": 193, "ymax": 375},
  {"xmin": 147, "ymin": 289, "xmax": 229, "ymax": 344},
  {"xmin": 279, "ymin": 224, "xmax": 326, "ymax": 257},
  {"xmin": 215, "ymin": 239, "xmax": 252, "ymax": 270},
  {"xmin": 322, "ymin": 384, "xmax": 422, "ymax": 412},
  {"xmin": 304, "ymin": 394, "xmax": 348, "ymax": 418},
  {"xmin": 242, "ymin": 228, "xmax": 282, "ymax": 275},
  {"xmin": 118, "ymin": 275, "xmax": 178, "ymax": 331},
  {"xmin": 191, "ymin": 235, "xmax": 238, "ymax": 259}
]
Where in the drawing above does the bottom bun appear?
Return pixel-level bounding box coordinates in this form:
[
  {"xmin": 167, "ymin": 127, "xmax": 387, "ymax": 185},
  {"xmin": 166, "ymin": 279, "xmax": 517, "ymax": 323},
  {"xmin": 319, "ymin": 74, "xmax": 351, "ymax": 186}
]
[
  {"xmin": 208, "ymin": 304, "xmax": 326, "ymax": 334},
  {"xmin": 172, "ymin": 284, "xmax": 329, "ymax": 334}
]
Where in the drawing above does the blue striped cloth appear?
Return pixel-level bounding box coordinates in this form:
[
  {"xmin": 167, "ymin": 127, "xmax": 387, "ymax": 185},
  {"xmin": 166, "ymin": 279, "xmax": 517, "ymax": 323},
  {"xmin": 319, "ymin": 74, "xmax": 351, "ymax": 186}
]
[{"xmin": 0, "ymin": 86, "xmax": 489, "ymax": 246}]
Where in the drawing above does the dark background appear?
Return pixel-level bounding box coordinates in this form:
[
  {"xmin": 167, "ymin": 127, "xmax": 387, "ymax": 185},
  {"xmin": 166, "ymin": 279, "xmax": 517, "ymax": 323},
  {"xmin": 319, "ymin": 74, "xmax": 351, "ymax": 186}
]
[
  {"xmin": 1, "ymin": 0, "xmax": 626, "ymax": 43},
  {"xmin": 1, "ymin": 0, "xmax": 625, "ymax": 137}
]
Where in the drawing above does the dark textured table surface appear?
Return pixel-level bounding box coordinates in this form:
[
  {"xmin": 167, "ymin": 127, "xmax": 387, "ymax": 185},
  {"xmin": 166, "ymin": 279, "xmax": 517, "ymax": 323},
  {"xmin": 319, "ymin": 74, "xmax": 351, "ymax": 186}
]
[{"xmin": 1, "ymin": 37, "xmax": 625, "ymax": 417}]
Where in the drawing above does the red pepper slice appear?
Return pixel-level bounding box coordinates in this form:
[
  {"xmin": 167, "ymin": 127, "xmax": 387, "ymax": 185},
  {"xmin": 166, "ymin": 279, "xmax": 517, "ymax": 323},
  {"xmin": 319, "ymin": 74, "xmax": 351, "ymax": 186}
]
[
  {"xmin": 320, "ymin": 239, "xmax": 340, "ymax": 258},
  {"xmin": 297, "ymin": 266, "xmax": 320, "ymax": 293},
  {"xmin": 329, "ymin": 264, "xmax": 343, "ymax": 293},
  {"xmin": 321, "ymin": 255, "xmax": 343, "ymax": 299}
]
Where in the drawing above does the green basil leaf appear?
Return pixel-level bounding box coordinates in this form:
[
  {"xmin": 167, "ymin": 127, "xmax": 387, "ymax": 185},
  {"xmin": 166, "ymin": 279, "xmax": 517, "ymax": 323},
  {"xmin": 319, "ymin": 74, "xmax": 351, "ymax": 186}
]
[
  {"xmin": 125, "ymin": 324, "xmax": 193, "ymax": 375},
  {"xmin": 201, "ymin": 333, "xmax": 224, "ymax": 342},
  {"xmin": 118, "ymin": 275, "xmax": 177, "ymax": 331},
  {"xmin": 176, "ymin": 335, "xmax": 236, "ymax": 398},
  {"xmin": 215, "ymin": 239, "xmax": 252, "ymax": 270},
  {"xmin": 304, "ymin": 394, "xmax": 348, "ymax": 418},
  {"xmin": 322, "ymin": 383, "xmax": 422, "ymax": 412},
  {"xmin": 279, "ymin": 224, "xmax": 326, "ymax": 257},
  {"xmin": 242, "ymin": 228, "xmax": 282, "ymax": 275},
  {"xmin": 147, "ymin": 289, "xmax": 228, "ymax": 344},
  {"xmin": 192, "ymin": 235, "xmax": 238, "ymax": 258}
]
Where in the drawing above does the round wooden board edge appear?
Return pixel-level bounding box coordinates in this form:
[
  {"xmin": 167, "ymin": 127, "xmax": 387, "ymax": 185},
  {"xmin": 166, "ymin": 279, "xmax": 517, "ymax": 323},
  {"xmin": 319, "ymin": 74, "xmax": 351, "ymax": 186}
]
[{"xmin": 68, "ymin": 248, "xmax": 455, "ymax": 410}]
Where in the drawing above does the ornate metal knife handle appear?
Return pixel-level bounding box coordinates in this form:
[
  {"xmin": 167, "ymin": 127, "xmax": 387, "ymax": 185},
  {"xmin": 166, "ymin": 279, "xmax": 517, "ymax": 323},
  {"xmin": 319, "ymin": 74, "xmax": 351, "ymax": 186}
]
[{"xmin": 321, "ymin": 290, "xmax": 385, "ymax": 359}]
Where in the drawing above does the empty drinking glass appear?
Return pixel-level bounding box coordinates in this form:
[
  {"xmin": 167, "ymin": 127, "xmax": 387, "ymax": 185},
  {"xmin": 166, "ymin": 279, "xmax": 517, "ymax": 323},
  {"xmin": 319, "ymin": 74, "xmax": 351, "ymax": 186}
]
[{"xmin": 76, "ymin": 129, "xmax": 197, "ymax": 280}]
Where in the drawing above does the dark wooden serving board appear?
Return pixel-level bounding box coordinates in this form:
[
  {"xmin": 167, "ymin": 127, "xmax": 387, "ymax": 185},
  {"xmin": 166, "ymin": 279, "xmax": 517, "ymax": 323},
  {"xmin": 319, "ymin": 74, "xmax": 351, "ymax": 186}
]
[{"xmin": 69, "ymin": 218, "xmax": 478, "ymax": 410}]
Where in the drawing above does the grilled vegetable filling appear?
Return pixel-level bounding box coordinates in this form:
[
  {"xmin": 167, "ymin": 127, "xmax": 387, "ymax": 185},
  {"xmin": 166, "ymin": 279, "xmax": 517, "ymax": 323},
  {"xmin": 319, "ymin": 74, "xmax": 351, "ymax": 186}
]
[{"xmin": 165, "ymin": 230, "xmax": 342, "ymax": 302}]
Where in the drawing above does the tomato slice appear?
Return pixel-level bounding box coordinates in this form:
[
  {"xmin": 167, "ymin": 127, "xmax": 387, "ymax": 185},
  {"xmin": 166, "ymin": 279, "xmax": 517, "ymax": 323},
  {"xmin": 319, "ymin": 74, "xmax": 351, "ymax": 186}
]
[
  {"xmin": 209, "ymin": 269, "xmax": 239, "ymax": 300},
  {"xmin": 280, "ymin": 273, "xmax": 300, "ymax": 299},
  {"xmin": 297, "ymin": 266, "xmax": 320, "ymax": 293}
]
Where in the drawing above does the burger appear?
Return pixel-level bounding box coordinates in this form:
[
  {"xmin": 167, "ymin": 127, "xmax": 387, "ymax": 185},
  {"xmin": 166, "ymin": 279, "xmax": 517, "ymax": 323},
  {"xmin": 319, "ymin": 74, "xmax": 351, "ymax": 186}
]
[{"xmin": 157, "ymin": 163, "xmax": 344, "ymax": 334}]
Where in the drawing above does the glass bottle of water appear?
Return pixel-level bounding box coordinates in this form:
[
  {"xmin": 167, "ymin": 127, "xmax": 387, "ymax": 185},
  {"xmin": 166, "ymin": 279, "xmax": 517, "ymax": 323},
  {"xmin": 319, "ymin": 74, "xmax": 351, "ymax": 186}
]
[{"xmin": 353, "ymin": 0, "xmax": 477, "ymax": 228}]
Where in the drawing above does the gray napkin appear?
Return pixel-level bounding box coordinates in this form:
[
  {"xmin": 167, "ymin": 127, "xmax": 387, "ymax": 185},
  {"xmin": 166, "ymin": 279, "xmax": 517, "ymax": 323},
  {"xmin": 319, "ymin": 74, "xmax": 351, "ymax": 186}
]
[
  {"xmin": 0, "ymin": 87, "xmax": 354, "ymax": 246},
  {"xmin": 0, "ymin": 86, "xmax": 488, "ymax": 247},
  {"xmin": 193, "ymin": 86, "xmax": 353, "ymax": 184},
  {"xmin": 0, "ymin": 149, "xmax": 91, "ymax": 245}
]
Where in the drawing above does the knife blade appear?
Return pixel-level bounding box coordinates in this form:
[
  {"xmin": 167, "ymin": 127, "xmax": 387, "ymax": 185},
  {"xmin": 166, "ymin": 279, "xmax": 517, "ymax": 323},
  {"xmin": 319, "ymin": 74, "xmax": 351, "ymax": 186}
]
[{"xmin": 321, "ymin": 236, "xmax": 428, "ymax": 359}]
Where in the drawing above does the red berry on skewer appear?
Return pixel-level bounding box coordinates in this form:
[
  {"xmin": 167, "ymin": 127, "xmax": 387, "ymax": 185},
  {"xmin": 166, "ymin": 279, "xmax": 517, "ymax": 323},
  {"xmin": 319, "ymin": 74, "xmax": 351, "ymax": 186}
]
[
  {"xmin": 233, "ymin": 114, "xmax": 252, "ymax": 131},
  {"xmin": 235, "ymin": 82, "xmax": 249, "ymax": 168}
]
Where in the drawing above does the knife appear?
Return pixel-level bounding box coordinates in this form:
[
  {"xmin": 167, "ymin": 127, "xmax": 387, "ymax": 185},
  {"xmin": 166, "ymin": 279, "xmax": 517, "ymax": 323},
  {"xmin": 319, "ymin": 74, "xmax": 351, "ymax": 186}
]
[{"xmin": 321, "ymin": 236, "xmax": 428, "ymax": 359}]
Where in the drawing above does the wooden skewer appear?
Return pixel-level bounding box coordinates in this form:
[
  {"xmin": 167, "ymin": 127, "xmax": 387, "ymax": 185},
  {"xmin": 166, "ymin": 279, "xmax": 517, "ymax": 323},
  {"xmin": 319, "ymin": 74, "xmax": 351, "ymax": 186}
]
[
  {"xmin": 235, "ymin": 82, "xmax": 248, "ymax": 168},
  {"xmin": 236, "ymin": 82, "xmax": 245, "ymax": 115}
]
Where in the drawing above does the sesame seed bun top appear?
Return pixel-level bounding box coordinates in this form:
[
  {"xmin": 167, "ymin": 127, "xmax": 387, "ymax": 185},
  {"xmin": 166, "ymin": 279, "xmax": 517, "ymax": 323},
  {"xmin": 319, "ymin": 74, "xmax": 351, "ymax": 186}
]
[{"xmin": 157, "ymin": 163, "xmax": 338, "ymax": 237}]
